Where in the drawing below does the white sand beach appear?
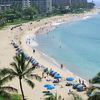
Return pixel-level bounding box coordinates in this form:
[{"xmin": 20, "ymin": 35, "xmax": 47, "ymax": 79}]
[{"xmin": 0, "ymin": 8, "xmax": 100, "ymax": 100}]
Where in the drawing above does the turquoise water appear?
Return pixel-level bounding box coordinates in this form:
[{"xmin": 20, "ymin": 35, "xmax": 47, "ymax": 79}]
[{"xmin": 36, "ymin": 14, "xmax": 100, "ymax": 79}]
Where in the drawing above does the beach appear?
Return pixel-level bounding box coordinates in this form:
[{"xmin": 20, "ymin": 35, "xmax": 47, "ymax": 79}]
[{"xmin": 0, "ymin": 8, "xmax": 100, "ymax": 100}]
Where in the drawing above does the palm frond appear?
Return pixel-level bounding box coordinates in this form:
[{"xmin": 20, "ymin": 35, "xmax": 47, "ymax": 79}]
[
  {"xmin": 22, "ymin": 66, "xmax": 36, "ymax": 76},
  {"xmin": 0, "ymin": 68, "xmax": 12, "ymax": 76},
  {"xmin": 10, "ymin": 62, "xmax": 19, "ymax": 73},
  {"xmin": 1, "ymin": 86, "xmax": 18, "ymax": 93},
  {"xmin": 27, "ymin": 74, "xmax": 42, "ymax": 82},
  {"xmin": 44, "ymin": 92, "xmax": 62, "ymax": 100},
  {"xmin": 45, "ymin": 96, "xmax": 53, "ymax": 100},
  {"xmin": 24, "ymin": 78, "xmax": 35, "ymax": 88},
  {"xmin": 19, "ymin": 53, "xmax": 26, "ymax": 72},
  {"xmin": 13, "ymin": 53, "xmax": 23, "ymax": 72},
  {"xmin": 13, "ymin": 53, "xmax": 30, "ymax": 74},
  {"xmin": 0, "ymin": 68, "xmax": 18, "ymax": 76},
  {"xmin": 44, "ymin": 94, "xmax": 54, "ymax": 100},
  {"xmin": 44, "ymin": 92, "xmax": 53, "ymax": 96},
  {"xmin": 0, "ymin": 75, "xmax": 15, "ymax": 86},
  {"xmin": 58, "ymin": 95, "xmax": 62, "ymax": 100},
  {"xmin": 92, "ymin": 72, "xmax": 100, "ymax": 84},
  {"xmin": 24, "ymin": 57, "xmax": 32, "ymax": 71},
  {"xmin": 70, "ymin": 92, "xmax": 83, "ymax": 100}
]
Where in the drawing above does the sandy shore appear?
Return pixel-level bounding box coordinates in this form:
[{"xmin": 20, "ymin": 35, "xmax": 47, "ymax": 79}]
[{"xmin": 0, "ymin": 8, "xmax": 100, "ymax": 100}]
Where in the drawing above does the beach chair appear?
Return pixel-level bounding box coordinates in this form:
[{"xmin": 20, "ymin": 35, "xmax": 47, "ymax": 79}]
[
  {"xmin": 24, "ymin": 54, "xmax": 30, "ymax": 60},
  {"xmin": 77, "ymin": 85, "xmax": 85, "ymax": 91},
  {"xmin": 73, "ymin": 83, "xmax": 80, "ymax": 89}
]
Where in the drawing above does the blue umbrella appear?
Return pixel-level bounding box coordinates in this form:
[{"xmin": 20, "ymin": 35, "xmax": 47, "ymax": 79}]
[
  {"xmin": 44, "ymin": 84, "xmax": 55, "ymax": 90},
  {"xmin": 50, "ymin": 70, "xmax": 53, "ymax": 74},
  {"xmin": 52, "ymin": 72, "xmax": 57, "ymax": 76},
  {"xmin": 44, "ymin": 84, "xmax": 50, "ymax": 88},
  {"xmin": 54, "ymin": 74, "xmax": 61, "ymax": 79},
  {"xmin": 66, "ymin": 77, "xmax": 74, "ymax": 81},
  {"xmin": 50, "ymin": 71, "xmax": 55, "ymax": 75}
]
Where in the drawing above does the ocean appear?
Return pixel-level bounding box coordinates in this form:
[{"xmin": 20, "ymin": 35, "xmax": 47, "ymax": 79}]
[{"xmin": 35, "ymin": 14, "xmax": 100, "ymax": 80}]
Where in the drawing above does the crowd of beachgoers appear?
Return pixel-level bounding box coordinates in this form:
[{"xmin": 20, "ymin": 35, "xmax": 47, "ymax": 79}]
[{"xmin": 0, "ymin": 8, "xmax": 100, "ymax": 100}]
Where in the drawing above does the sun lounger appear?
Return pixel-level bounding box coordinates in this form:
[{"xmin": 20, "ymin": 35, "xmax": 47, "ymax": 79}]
[
  {"xmin": 77, "ymin": 85, "xmax": 85, "ymax": 91},
  {"xmin": 50, "ymin": 70, "xmax": 53, "ymax": 74},
  {"xmin": 53, "ymin": 79, "xmax": 59, "ymax": 83},
  {"xmin": 73, "ymin": 83, "xmax": 80, "ymax": 89}
]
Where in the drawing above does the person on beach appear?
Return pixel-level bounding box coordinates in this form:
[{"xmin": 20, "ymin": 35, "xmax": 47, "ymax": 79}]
[
  {"xmin": 19, "ymin": 41, "xmax": 21, "ymax": 44},
  {"xmin": 61, "ymin": 64, "xmax": 63, "ymax": 69},
  {"xmin": 82, "ymin": 80, "xmax": 86, "ymax": 88},
  {"xmin": 79, "ymin": 78, "xmax": 81, "ymax": 84},
  {"xmin": 42, "ymin": 72, "xmax": 44, "ymax": 78},
  {"xmin": 68, "ymin": 89, "xmax": 73, "ymax": 95},
  {"xmin": 33, "ymin": 49, "xmax": 35, "ymax": 53}
]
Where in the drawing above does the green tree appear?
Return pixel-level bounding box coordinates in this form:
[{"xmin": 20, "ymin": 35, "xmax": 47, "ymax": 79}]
[
  {"xmin": 92, "ymin": 72, "xmax": 100, "ymax": 84},
  {"xmin": 44, "ymin": 92, "xmax": 62, "ymax": 100},
  {"xmin": 0, "ymin": 12, "xmax": 6, "ymax": 27},
  {"xmin": 0, "ymin": 53, "xmax": 41, "ymax": 100},
  {"xmin": 23, "ymin": 6, "xmax": 38, "ymax": 20},
  {"xmin": 0, "ymin": 72, "xmax": 17, "ymax": 100},
  {"xmin": 4, "ymin": 14, "xmax": 15, "ymax": 22},
  {"xmin": 87, "ymin": 2, "xmax": 95, "ymax": 9},
  {"xmin": 88, "ymin": 93, "xmax": 100, "ymax": 100}
]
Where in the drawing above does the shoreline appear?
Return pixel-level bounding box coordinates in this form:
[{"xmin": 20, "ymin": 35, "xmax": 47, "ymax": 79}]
[
  {"xmin": 0, "ymin": 8, "xmax": 100, "ymax": 100},
  {"xmin": 21, "ymin": 12, "xmax": 96, "ymax": 82},
  {"xmin": 22, "ymin": 9, "xmax": 99, "ymax": 81}
]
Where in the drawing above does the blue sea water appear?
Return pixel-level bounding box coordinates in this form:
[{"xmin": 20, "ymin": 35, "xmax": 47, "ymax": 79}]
[{"xmin": 36, "ymin": 14, "xmax": 100, "ymax": 80}]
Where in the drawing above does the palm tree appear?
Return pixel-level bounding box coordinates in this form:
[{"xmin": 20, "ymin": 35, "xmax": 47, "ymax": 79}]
[
  {"xmin": 0, "ymin": 53, "xmax": 41, "ymax": 100},
  {"xmin": 88, "ymin": 93, "xmax": 100, "ymax": 100},
  {"xmin": 92, "ymin": 72, "xmax": 100, "ymax": 84},
  {"xmin": 0, "ymin": 73, "xmax": 17, "ymax": 100},
  {"xmin": 68, "ymin": 92, "xmax": 83, "ymax": 100},
  {"xmin": 44, "ymin": 92, "xmax": 62, "ymax": 100}
]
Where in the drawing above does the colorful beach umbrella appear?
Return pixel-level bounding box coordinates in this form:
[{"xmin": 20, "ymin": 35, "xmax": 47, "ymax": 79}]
[
  {"xmin": 66, "ymin": 77, "xmax": 74, "ymax": 81},
  {"xmin": 44, "ymin": 84, "xmax": 55, "ymax": 90},
  {"xmin": 52, "ymin": 72, "xmax": 57, "ymax": 76},
  {"xmin": 54, "ymin": 74, "xmax": 61, "ymax": 79}
]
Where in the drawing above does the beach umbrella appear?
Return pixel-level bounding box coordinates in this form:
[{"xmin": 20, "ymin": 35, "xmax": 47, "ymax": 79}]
[
  {"xmin": 33, "ymin": 61, "xmax": 38, "ymax": 65},
  {"xmin": 66, "ymin": 77, "xmax": 74, "ymax": 81},
  {"xmin": 44, "ymin": 84, "xmax": 55, "ymax": 90},
  {"xmin": 52, "ymin": 72, "xmax": 57, "ymax": 76},
  {"xmin": 31, "ymin": 59, "xmax": 35, "ymax": 63},
  {"xmin": 54, "ymin": 74, "xmax": 61, "ymax": 79},
  {"xmin": 50, "ymin": 70, "xmax": 55, "ymax": 75},
  {"xmin": 44, "ymin": 68, "xmax": 48, "ymax": 73},
  {"xmin": 50, "ymin": 70, "xmax": 53, "ymax": 74},
  {"xmin": 44, "ymin": 84, "xmax": 50, "ymax": 88}
]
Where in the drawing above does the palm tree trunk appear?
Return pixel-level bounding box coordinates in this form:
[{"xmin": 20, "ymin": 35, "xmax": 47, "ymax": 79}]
[{"xmin": 19, "ymin": 78, "xmax": 25, "ymax": 100}]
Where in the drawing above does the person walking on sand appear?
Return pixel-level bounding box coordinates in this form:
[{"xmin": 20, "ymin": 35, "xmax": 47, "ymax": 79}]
[
  {"xmin": 82, "ymin": 80, "xmax": 86, "ymax": 87},
  {"xmin": 79, "ymin": 78, "xmax": 81, "ymax": 84},
  {"xmin": 61, "ymin": 64, "xmax": 63, "ymax": 69},
  {"xmin": 42, "ymin": 72, "xmax": 44, "ymax": 78},
  {"xmin": 33, "ymin": 49, "xmax": 35, "ymax": 53}
]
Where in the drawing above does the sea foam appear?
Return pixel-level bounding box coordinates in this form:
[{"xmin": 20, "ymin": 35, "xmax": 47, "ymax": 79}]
[{"xmin": 25, "ymin": 34, "xmax": 39, "ymax": 47}]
